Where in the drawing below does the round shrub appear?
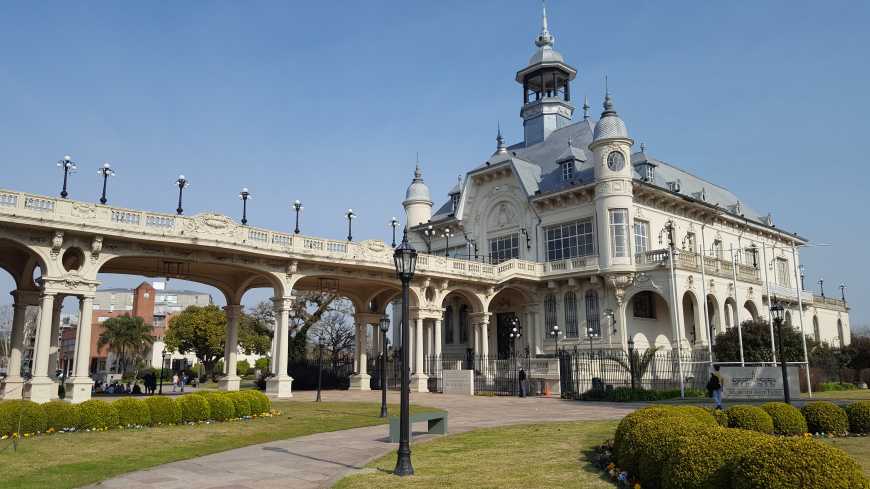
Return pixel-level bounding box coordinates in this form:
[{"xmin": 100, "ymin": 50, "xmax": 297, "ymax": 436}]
[
  {"xmin": 708, "ymin": 408, "xmax": 729, "ymax": 427},
  {"xmin": 225, "ymin": 391, "xmax": 252, "ymax": 418},
  {"xmin": 201, "ymin": 393, "xmax": 235, "ymax": 421},
  {"xmin": 145, "ymin": 396, "xmax": 181, "ymax": 426},
  {"xmin": 726, "ymin": 405, "xmax": 773, "ymax": 434},
  {"xmin": 760, "ymin": 402, "xmax": 807, "ymax": 435},
  {"xmin": 733, "ymin": 437, "xmax": 870, "ymax": 489},
  {"xmin": 631, "ymin": 417, "xmax": 712, "ymax": 489},
  {"xmin": 241, "ymin": 390, "xmax": 270, "ymax": 414},
  {"xmin": 42, "ymin": 401, "xmax": 81, "ymax": 431},
  {"xmin": 79, "ymin": 400, "xmax": 119, "ymax": 430},
  {"xmin": 178, "ymin": 394, "xmax": 211, "ymax": 423},
  {"xmin": 113, "ymin": 398, "xmax": 151, "ymax": 427},
  {"xmin": 0, "ymin": 400, "xmax": 48, "ymax": 435},
  {"xmin": 662, "ymin": 426, "xmax": 769, "ymax": 489},
  {"xmin": 846, "ymin": 401, "xmax": 870, "ymax": 434},
  {"xmin": 801, "ymin": 401, "xmax": 848, "ymax": 434}
]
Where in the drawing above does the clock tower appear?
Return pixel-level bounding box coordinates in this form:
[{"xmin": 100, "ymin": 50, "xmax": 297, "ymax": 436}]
[{"xmin": 590, "ymin": 92, "xmax": 635, "ymax": 270}]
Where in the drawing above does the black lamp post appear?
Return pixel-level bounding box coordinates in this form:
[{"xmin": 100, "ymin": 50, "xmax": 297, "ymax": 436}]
[
  {"xmin": 346, "ymin": 209, "xmax": 355, "ymax": 241},
  {"xmin": 239, "ymin": 188, "xmax": 251, "ymax": 225},
  {"xmin": 550, "ymin": 324, "xmax": 561, "ymax": 353},
  {"xmin": 770, "ymin": 301, "xmax": 791, "ymax": 404},
  {"xmin": 175, "ymin": 175, "xmax": 189, "ymax": 215},
  {"xmin": 390, "ymin": 217, "xmax": 399, "ymax": 248},
  {"xmin": 393, "ymin": 229, "xmax": 417, "ymax": 477},
  {"xmin": 509, "ymin": 318, "xmax": 521, "ymax": 396},
  {"xmin": 379, "ymin": 316, "xmax": 390, "ymax": 418},
  {"xmin": 293, "ymin": 200, "xmax": 303, "ymax": 234},
  {"xmin": 159, "ymin": 350, "xmax": 170, "ymax": 395},
  {"xmin": 316, "ymin": 341, "xmax": 324, "ymax": 403},
  {"xmin": 627, "ymin": 338, "xmax": 636, "ymax": 390},
  {"xmin": 799, "ymin": 264, "xmax": 806, "ymax": 291},
  {"xmin": 422, "ymin": 224, "xmax": 435, "ymax": 254},
  {"xmin": 97, "ymin": 162, "xmax": 114, "ymax": 204},
  {"xmin": 587, "ymin": 326, "xmax": 596, "ymax": 354},
  {"xmin": 818, "ymin": 278, "xmax": 825, "ymax": 297},
  {"xmin": 57, "ymin": 155, "xmax": 77, "ymax": 199},
  {"xmin": 442, "ymin": 227, "xmax": 453, "ymax": 257},
  {"xmin": 840, "ymin": 284, "xmax": 847, "ymax": 303}
]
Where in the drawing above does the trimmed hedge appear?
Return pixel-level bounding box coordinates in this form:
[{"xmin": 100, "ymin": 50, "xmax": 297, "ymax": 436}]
[
  {"xmin": 761, "ymin": 402, "xmax": 807, "ymax": 436},
  {"xmin": 43, "ymin": 401, "xmax": 81, "ymax": 431},
  {"xmin": 79, "ymin": 400, "xmax": 119, "ymax": 430},
  {"xmin": 200, "ymin": 392, "xmax": 235, "ymax": 421},
  {"xmin": 145, "ymin": 396, "xmax": 181, "ymax": 426},
  {"xmin": 802, "ymin": 401, "xmax": 849, "ymax": 434},
  {"xmin": 178, "ymin": 394, "xmax": 211, "ymax": 423},
  {"xmin": 114, "ymin": 398, "xmax": 151, "ymax": 427},
  {"xmin": 225, "ymin": 391, "xmax": 252, "ymax": 418},
  {"xmin": 708, "ymin": 408, "xmax": 728, "ymax": 427},
  {"xmin": 846, "ymin": 401, "xmax": 870, "ymax": 434},
  {"xmin": 662, "ymin": 426, "xmax": 768, "ymax": 489},
  {"xmin": 241, "ymin": 390, "xmax": 271, "ymax": 415},
  {"xmin": 726, "ymin": 405, "xmax": 774, "ymax": 434},
  {"xmin": 732, "ymin": 437, "xmax": 870, "ymax": 489},
  {"xmin": 0, "ymin": 400, "xmax": 48, "ymax": 435},
  {"xmin": 631, "ymin": 417, "xmax": 712, "ymax": 489}
]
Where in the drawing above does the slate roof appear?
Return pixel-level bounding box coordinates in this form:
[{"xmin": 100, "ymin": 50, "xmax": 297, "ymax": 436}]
[{"xmin": 430, "ymin": 118, "xmax": 769, "ymax": 225}]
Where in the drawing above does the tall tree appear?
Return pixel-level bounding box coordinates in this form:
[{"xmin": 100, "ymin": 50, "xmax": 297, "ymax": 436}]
[
  {"xmin": 286, "ymin": 292, "xmax": 341, "ymax": 361},
  {"xmin": 164, "ymin": 305, "xmax": 225, "ymax": 377},
  {"xmin": 310, "ymin": 309, "xmax": 356, "ymax": 364},
  {"xmin": 97, "ymin": 315, "xmax": 155, "ymax": 375},
  {"xmin": 845, "ymin": 336, "xmax": 870, "ymax": 381},
  {"xmin": 712, "ymin": 319, "xmax": 806, "ymax": 363},
  {"xmin": 238, "ymin": 306, "xmax": 273, "ymax": 355}
]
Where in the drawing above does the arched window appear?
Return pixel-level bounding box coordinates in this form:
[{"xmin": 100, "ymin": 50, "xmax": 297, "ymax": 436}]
[
  {"xmin": 813, "ymin": 316, "xmax": 820, "ymax": 342},
  {"xmin": 544, "ymin": 294, "xmax": 556, "ymax": 336},
  {"xmin": 459, "ymin": 305, "xmax": 469, "ymax": 344},
  {"xmin": 585, "ymin": 290, "xmax": 600, "ymax": 336},
  {"xmin": 444, "ymin": 305, "xmax": 454, "ymax": 344},
  {"xmin": 564, "ymin": 291, "xmax": 578, "ymax": 338}
]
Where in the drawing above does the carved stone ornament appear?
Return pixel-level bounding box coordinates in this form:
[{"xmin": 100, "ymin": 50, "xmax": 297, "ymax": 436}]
[
  {"xmin": 729, "ymin": 283, "xmax": 736, "ymax": 297},
  {"xmin": 184, "ymin": 213, "xmax": 238, "ymax": 237},
  {"xmin": 686, "ymin": 275, "xmax": 695, "ymax": 289},
  {"xmin": 607, "ymin": 273, "xmax": 635, "ymax": 305},
  {"xmin": 286, "ymin": 260, "xmax": 298, "ymax": 277},
  {"xmin": 51, "ymin": 231, "xmax": 64, "ymax": 257},
  {"xmin": 747, "ymin": 286, "xmax": 755, "ymax": 298},
  {"xmin": 71, "ymin": 202, "xmax": 97, "ymax": 219},
  {"xmin": 91, "ymin": 236, "xmax": 103, "ymax": 260}
]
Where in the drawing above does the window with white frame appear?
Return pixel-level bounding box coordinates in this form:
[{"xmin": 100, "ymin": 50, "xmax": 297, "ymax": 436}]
[
  {"xmin": 564, "ymin": 291, "xmax": 578, "ymax": 338},
  {"xmin": 544, "ymin": 294, "xmax": 556, "ymax": 336},
  {"xmin": 585, "ymin": 290, "xmax": 600, "ymax": 335},
  {"xmin": 633, "ymin": 220, "xmax": 650, "ymax": 255},
  {"xmin": 545, "ymin": 219, "xmax": 594, "ymax": 261},
  {"xmin": 560, "ymin": 160, "xmax": 574, "ymax": 181},
  {"xmin": 488, "ymin": 233, "xmax": 519, "ymax": 264},
  {"xmin": 609, "ymin": 209, "xmax": 628, "ymax": 257},
  {"xmin": 775, "ymin": 258, "xmax": 791, "ymax": 287}
]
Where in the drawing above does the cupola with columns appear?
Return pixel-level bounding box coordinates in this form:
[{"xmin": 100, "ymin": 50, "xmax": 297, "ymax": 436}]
[{"xmin": 403, "ymin": 164, "xmax": 433, "ymax": 227}]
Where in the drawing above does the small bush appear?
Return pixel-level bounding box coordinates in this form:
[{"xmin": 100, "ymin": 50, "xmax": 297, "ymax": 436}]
[
  {"xmin": 114, "ymin": 398, "xmax": 151, "ymax": 427},
  {"xmin": 578, "ymin": 387, "xmax": 706, "ymax": 402},
  {"xmin": 726, "ymin": 405, "xmax": 774, "ymax": 434},
  {"xmin": 255, "ymin": 357, "xmax": 270, "ymax": 372},
  {"xmin": 145, "ymin": 396, "xmax": 181, "ymax": 426},
  {"xmin": 801, "ymin": 401, "xmax": 848, "ymax": 434},
  {"xmin": 178, "ymin": 394, "xmax": 211, "ymax": 423},
  {"xmin": 846, "ymin": 401, "xmax": 870, "ymax": 434},
  {"xmin": 819, "ymin": 381, "xmax": 858, "ymax": 392},
  {"xmin": 236, "ymin": 360, "xmax": 251, "ymax": 377},
  {"xmin": 0, "ymin": 400, "xmax": 48, "ymax": 435},
  {"xmin": 79, "ymin": 400, "xmax": 119, "ymax": 430},
  {"xmin": 225, "ymin": 391, "xmax": 252, "ymax": 418},
  {"xmin": 708, "ymin": 408, "xmax": 729, "ymax": 427},
  {"xmin": 662, "ymin": 426, "xmax": 769, "ymax": 489},
  {"xmin": 733, "ymin": 437, "xmax": 870, "ymax": 489},
  {"xmin": 241, "ymin": 390, "xmax": 270, "ymax": 414},
  {"xmin": 761, "ymin": 402, "xmax": 807, "ymax": 435},
  {"xmin": 199, "ymin": 392, "xmax": 235, "ymax": 421},
  {"xmin": 43, "ymin": 401, "xmax": 81, "ymax": 431},
  {"xmin": 631, "ymin": 417, "xmax": 712, "ymax": 489}
]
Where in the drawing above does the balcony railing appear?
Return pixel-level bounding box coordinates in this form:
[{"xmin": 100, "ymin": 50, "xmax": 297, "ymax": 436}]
[{"xmin": 635, "ymin": 249, "xmax": 762, "ymax": 284}]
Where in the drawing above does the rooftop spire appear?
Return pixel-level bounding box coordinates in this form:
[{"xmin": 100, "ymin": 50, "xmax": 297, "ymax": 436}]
[
  {"xmin": 495, "ymin": 122, "xmax": 508, "ymax": 154},
  {"xmin": 535, "ymin": 0, "xmax": 554, "ymax": 47},
  {"xmin": 602, "ymin": 75, "xmax": 617, "ymax": 116},
  {"xmin": 583, "ymin": 95, "xmax": 590, "ymax": 119},
  {"xmin": 413, "ymin": 153, "xmax": 423, "ymax": 181}
]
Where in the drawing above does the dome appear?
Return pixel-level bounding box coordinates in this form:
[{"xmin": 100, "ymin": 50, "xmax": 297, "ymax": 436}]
[
  {"xmin": 593, "ymin": 94, "xmax": 630, "ymax": 141},
  {"xmin": 528, "ymin": 45, "xmax": 565, "ymax": 66},
  {"xmin": 404, "ymin": 165, "xmax": 432, "ymax": 204}
]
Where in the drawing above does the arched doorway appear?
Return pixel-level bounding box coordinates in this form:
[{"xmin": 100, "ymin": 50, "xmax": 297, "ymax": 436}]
[
  {"xmin": 487, "ymin": 287, "xmax": 530, "ymax": 359},
  {"xmin": 682, "ymin": 292, "xmax": 701, "ymax": 345},
  {"xmin": 706, "ymin": 294, "xmax": 720, "ymax": 339},
  {"xmin": 626, "ymin": 290, "xmax": 671, "ymax": 351},
  {"xmin": 743, "ymin": 300, "xmax": 759, "ymax": 321}
]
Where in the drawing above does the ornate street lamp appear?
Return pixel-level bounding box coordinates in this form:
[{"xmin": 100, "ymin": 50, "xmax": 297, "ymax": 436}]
[
  {"xmin": 316, "ymin": 340, "xmax": 324, "ymax": 403},
  {"xmin": 293, "ymin": 200, "xmax": 303, "ymax": 234},
  {"xmin": 239, "ymin": 188, "xmax": 251, "ymax": 225},
  {"xmin": 799, "ymin": 264, "xmax": 806, "ymax": 291},
  {"xmin": 770, "ymin": 300, "xmax": 790, "ymax": 404},
  {"xmin": 840, "ymin": 284, "xmax": 847, "ymax": 303},
  {"xmin": 346, "ymin": 209, "xmax": 355, "ymax": 241},
  {"xmin": 550, "ymin": 324, "xmax": 561, "ymax": 353},
  {"xmin": 57, "ymin": 155, "xmax": 77, "ymax": 199},
  {"xmin": 175, "ymin": 175, "xmax": 189, "ymax": 215},
  {"xmin": 442, "ymin": 227, "xmax": 453, "ymax": 257},
  {"xmin": 587, "ymin": 326, "xmax": 596, "ymax": 354},
  {"xmin": 390, "ymin": 217, "xmax": 399, "ymax": 248},
  {"xmin": 509, "ymin": 318, "xmax": 522, "ymax": 396},
  {"xmin": 97, "ymin": 163, "xmax": 115, "ymax": 204},
  {"xmin": 627, "ymin": 338, "xmax": 636, "ymax": 389},
  {"xmin": 379, "ymin": 316, "xmax": 390, "ymax": 418},
  {"xmin": 392, "ymin": 229, "xmax": 417, "ymax": 477},
  {"xmin": 605, "ymin": 309, "xmax": 616, "ymax": 335},
  {"xmin": 818, "ymin": 278, "xmax": 825, "ymax": 297},
  {"xmin": 159, "ymin": 349, "xmax": 170, "ymax": 395},
  {"xmin": 422, "ymin": 223, "xmax": 435, "ymax": 254}
]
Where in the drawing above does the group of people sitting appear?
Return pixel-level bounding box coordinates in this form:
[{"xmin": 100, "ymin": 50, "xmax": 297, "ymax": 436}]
[
  {"xmin": 94, "ymin": 380, "xmax": 145, "ymax": 395},
  {"xmin": 92, "ymin": 370, "xmax": 192, "ymax": 396}
]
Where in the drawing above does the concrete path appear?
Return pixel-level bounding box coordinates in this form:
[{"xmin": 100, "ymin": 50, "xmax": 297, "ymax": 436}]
[{"xmin": 89, "ymin": 391, "xmax": 639, "ymax": 489}]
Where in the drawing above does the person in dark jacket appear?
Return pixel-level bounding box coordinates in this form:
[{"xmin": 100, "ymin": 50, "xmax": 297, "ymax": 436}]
[{"xmin": 706, "ymin": 365, "xmax": 724, "ymax": 409}]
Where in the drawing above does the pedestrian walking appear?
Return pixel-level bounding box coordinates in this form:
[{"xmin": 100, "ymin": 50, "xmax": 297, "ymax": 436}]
[
  {"xmin": 707, "ymin": 365, "xmax": 724, "ymax": 410},
  {"xmin": 518, "ymin": 368, "xmax": 528, "ymax": 398}
]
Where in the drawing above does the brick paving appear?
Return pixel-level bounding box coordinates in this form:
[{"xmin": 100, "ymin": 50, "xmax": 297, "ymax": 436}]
[{"xmin": 88, "ymin": 391, "xmax": 639, "ymax": 489}]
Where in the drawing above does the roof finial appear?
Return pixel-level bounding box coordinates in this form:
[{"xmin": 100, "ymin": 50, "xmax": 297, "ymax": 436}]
[
  {"xmin": 535, "ymin": 0, "xmax": 554, "ymax": 47},
  {"xmin": 640, "ymin": 142, "xmax": 646, "ymax": 153},
  {"xmin": 414, "ymin": 153, "xmax": 422, "ymax": 181},
  {"xmin": 495, "ymin": 122, "xmax": 508, "ymax": 154},
  {"xmin": 582, "ymin": 95, "xmax": 590, "ymax": 119},
  {"xmin": 602, "ymin": 74, "xmax": 616, "ymax": 116}
]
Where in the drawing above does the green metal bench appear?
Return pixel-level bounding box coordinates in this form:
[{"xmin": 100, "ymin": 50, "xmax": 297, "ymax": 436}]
[{"xmin": 388, "ymin": 412, "xmax": 448, "ymax": 442}]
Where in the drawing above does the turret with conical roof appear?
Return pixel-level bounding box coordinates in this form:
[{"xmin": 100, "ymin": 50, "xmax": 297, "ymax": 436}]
[{"xmin": 403, "ymin": 163, "xmax": 433, "ymax": 227}]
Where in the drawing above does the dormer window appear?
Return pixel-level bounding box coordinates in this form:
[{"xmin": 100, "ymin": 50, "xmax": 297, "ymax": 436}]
[
  {"xmin": 451, "ymin": 193, "xmax": 460, "ymax": 212},
  {"xmin": 560, "ymin": 160, "xmax": 574, "ymax": 181}
]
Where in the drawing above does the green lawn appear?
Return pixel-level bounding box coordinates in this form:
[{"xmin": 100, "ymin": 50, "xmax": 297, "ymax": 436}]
[
  {"xmin": 0, "ymin": 400, "xmax": 438, "ymax": 489},
  {"xmin": 805, "ymin": 390, "xmax": 870, "ymax": 401},
  {"xmin": 335, "ymin": 420, "xmax": 619, "ymax": 489}
]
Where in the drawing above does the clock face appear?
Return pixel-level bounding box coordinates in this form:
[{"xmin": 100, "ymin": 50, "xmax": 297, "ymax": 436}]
[{"xmin": 607, "ymin": 151, "xmax": 625, "ymax": 171}]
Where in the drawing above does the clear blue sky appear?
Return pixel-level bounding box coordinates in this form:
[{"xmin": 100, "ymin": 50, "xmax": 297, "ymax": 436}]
[{"xmin": 1, "ymin": 1, "xmax": 867, "ymax": 326}]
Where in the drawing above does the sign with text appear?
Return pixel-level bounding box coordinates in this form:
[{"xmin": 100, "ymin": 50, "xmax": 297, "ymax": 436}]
[
  {"xmin": 720, "ymin": 366, "xmax": 801, "ymax": 400},
  {"xmin": 443, "ymin": 369, "xmax": 474, "ymax": 396}
]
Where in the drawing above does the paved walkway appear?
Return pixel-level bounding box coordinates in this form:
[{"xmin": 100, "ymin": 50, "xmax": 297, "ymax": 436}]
[{"xmin": 89, "ymin": 391, "xmax": 639, "ymax": 489}]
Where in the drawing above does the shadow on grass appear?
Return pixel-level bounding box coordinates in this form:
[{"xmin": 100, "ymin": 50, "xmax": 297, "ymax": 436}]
[{"xmin": 581, "ymin": 446, "xmax": 617, "ymax": 485}]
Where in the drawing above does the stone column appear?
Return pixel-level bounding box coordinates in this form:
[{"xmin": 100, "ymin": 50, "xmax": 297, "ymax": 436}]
[
  {"xmin": 480, "ymin": 317, "xmax": 490, "ymax": 357},
  {"xmin": 410, "ymin": 316, "xmax": 428, "ymax": 392},
  {"xmin": 350, "ymin": 320, "xmax": 371, "ymax": 390},
  {"xmin": 48, "ymin": 297, "xmax": 63, "ymax": 385},
  {"xmin": 434, "ymin": 319, "xmax": 443, "ymax": 358},
  {"xmin": 219, "ymin": 304, "xmax": 242, "ymax": 391},
  {"xmin": 66, "ymin": 295, "xmax": 95, "ymax": 403},
  {"xmin": 2, "ymin": 296, "xmax": 32, "ymax": 400},
  {"xmin": 29, "ymin": 292, "xmax": 58, "ymax": 403},
  {"xmin": 266, "ymin": 296, "xmax": 293, "ymax": 398}
]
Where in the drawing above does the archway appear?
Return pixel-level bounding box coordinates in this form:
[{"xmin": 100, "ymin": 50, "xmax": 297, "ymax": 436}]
[
  {"xmin": 487, "ymin": 286, "xmax": 530, "ymax": 359},
  {"xmin": 706, "ymin": 294, "xmax": 720, "ymax": 339},
  {"xmin": 682, "ymin": 291, "xmax": 701, "ymax": 345},
  {"xmin": 442, "ymin": 288, "xmax": 484, "ymax": 358},
  {"xmin": 625, "ymin": 290, "xmax": 671, "ymax": 351},
  {"xmin": 723, "ymin": 297, "xmax": 738, "ymax": 329},
  {"xmin": 743, "ymin": 300, "xmax": 759, "ymax": 321}
]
